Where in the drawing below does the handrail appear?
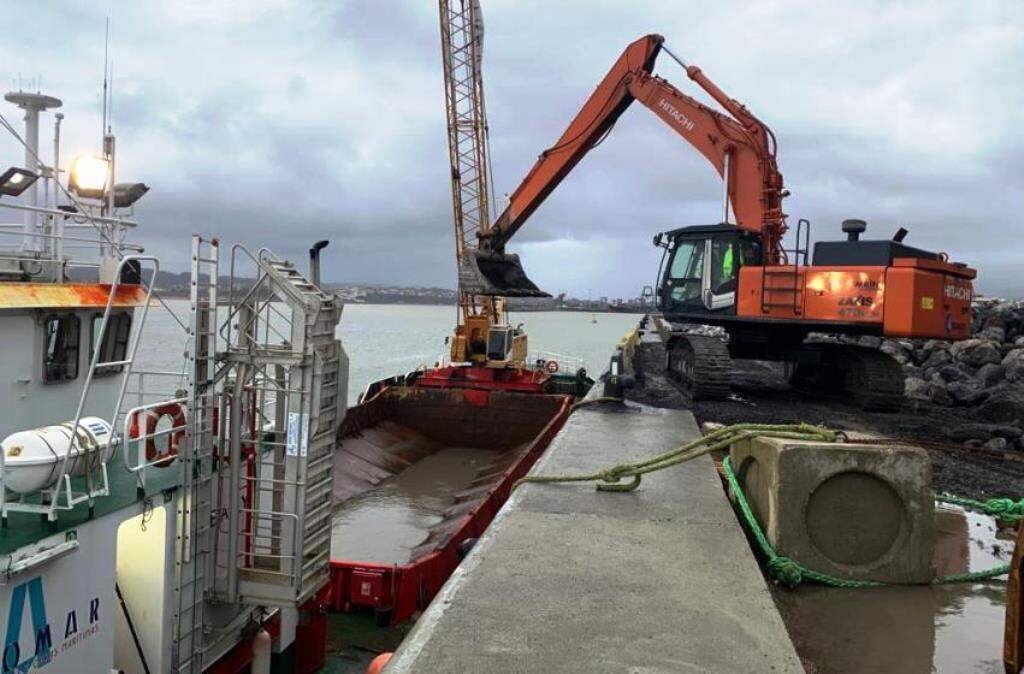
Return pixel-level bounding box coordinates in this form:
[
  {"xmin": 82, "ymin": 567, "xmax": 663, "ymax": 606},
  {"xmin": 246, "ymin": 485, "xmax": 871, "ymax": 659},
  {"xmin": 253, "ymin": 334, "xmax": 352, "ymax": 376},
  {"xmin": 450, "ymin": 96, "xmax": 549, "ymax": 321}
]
[
  {"xmin": 0, "ymin": 200, "xmax": 139, "ymax": 227},
  {"xmin": 0, "ymin": 227, "xmax": 144, "ymax": 250},
  {"xmin": 65, "ymin": 255, "xmax": 160, "ymax": 508}
]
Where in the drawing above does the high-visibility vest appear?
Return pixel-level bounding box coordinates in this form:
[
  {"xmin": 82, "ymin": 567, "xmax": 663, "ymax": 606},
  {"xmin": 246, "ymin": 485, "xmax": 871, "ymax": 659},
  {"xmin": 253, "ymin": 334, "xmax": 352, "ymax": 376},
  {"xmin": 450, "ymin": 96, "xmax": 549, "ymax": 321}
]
[{"xmin": 722, "ymin": 244, "xmax": 735, "ymax": 279}]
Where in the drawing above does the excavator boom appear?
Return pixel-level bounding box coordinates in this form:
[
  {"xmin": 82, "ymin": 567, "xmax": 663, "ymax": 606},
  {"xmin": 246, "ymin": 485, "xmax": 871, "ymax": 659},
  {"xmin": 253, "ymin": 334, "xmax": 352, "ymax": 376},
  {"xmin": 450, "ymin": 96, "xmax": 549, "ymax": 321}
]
[
  {"xmin": 484, "ymin": 34, "xmax": 788, "ymax": 267},
  {"xmin": 486, "ymin": 35, "xmax": 663, "ymax": 246}
]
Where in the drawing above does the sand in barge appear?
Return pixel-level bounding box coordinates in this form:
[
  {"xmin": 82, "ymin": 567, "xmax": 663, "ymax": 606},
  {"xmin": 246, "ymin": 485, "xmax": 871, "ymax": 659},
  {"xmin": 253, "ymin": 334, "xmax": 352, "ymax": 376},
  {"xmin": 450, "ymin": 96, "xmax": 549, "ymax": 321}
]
[{"xmin": 327, "ymin": 385, "xmax": 572, "ymax": 625}]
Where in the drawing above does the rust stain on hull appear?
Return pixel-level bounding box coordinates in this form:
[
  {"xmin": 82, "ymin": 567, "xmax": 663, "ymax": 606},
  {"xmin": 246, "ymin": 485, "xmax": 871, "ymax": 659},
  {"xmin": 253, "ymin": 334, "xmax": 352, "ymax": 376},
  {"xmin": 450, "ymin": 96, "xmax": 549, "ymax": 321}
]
[{"xmin": 0, "ymin": 283, "xmax": 148, "ymax": 309}]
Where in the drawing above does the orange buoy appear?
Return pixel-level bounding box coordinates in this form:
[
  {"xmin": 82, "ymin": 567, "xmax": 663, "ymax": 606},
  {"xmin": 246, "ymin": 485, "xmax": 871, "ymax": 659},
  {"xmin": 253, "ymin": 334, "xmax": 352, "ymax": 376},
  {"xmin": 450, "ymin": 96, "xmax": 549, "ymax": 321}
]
[{"xmin": 367, "ymin": 652, "xmax": 393, "ymax": 674}]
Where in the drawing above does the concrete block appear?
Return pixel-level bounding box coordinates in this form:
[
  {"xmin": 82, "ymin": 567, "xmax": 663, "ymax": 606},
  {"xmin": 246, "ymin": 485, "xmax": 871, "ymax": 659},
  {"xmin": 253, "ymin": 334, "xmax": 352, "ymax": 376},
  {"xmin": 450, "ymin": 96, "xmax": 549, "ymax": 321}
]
[{"xmin": 730, "ymin": 436, "xmax": 934, "ymax": 583}]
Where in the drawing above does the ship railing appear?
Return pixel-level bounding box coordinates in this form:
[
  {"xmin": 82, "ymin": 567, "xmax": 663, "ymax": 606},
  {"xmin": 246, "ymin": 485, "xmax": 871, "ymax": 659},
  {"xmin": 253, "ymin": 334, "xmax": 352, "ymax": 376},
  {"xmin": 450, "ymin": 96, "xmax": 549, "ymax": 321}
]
[
  {"xmin": 359, "ymin": 369, "xmax": 423, "ymax": 404},
  {"xmin": 122, "ymin": 369, "xmax": 191, "ymax": 409},
  {"xmin": 218, "ymin": 243, "xmax": 291, "ymax": 351},
  {"xmin": 121, "ymin": 396, "xmax": 189, "ymax": 489},
  {"xmin": 0, "ymin": 211, "xmax": 142, "ymax": 275},
  {"xmin": 529, "ymin": 350, "xmax": 587, "ymax": 375}
]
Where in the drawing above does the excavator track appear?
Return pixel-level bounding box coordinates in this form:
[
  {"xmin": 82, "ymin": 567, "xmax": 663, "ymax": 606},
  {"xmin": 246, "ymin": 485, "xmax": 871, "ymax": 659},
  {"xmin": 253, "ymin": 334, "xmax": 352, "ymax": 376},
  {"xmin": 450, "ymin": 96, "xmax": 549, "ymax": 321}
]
[
  {"xmin": 790, "ymin": 343, "xmax": 905, "ymax": 412},
  {"xmin": 666, "ymin": 334, "xmax": 731, "ymax": 401}
]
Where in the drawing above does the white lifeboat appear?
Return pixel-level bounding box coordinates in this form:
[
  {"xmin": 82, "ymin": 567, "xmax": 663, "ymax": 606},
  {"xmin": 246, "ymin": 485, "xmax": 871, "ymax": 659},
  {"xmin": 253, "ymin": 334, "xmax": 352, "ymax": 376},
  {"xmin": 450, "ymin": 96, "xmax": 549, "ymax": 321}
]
[{"xmin": 1, "ymin": 417, "xmax": 117, "ymax": 494}]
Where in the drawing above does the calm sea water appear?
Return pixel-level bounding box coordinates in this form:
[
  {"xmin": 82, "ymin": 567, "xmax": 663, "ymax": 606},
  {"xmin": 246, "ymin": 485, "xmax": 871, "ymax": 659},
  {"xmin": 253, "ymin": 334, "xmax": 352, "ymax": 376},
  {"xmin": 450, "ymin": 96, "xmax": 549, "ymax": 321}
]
[{"xmin": 137, "ymin": 300, "xmax": 639, "ymax": 402}]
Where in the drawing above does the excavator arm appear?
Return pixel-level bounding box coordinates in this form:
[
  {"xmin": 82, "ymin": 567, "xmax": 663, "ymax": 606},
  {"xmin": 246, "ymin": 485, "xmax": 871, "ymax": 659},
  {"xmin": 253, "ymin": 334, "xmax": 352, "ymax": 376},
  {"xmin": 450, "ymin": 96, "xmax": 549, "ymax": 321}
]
[{"xmin": 484, "ymin": 34, "xmax": 788, "ymax": 263}]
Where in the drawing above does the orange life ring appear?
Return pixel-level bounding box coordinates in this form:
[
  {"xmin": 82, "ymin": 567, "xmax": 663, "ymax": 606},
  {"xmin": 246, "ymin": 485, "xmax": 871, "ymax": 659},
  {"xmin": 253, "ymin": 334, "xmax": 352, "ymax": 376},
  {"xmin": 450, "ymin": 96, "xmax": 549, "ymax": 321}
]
[
  {"xmin": 545, "ymin": 359, "xmax": 560, "ymax": 374},
  {"xmin": 129, "ymin": 403, "xmax": 185, "ymax": 468}
]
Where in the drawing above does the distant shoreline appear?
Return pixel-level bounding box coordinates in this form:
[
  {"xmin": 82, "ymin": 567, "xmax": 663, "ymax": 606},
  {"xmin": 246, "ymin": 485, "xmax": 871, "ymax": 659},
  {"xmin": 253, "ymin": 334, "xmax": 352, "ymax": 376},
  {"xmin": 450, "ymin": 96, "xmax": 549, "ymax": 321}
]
[{"xmin": 154, "ymin": 291, "xmax": 648, "ymax": 313}]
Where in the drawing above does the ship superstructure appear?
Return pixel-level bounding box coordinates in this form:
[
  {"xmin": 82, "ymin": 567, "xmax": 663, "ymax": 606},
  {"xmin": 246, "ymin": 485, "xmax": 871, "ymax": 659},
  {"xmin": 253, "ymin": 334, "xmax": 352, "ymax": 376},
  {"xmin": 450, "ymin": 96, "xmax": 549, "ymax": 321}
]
[{"xmin": 0, "ymin": 86, "xmax": 347, "ymax": 673}]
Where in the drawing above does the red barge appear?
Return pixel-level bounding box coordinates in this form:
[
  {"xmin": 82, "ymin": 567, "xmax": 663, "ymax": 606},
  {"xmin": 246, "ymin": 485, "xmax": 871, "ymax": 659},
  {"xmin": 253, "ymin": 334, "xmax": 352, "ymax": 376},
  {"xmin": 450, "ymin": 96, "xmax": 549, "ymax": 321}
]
[{"xmin": 326, "ymin": 367, "xmax": 581, "ymax": 626}]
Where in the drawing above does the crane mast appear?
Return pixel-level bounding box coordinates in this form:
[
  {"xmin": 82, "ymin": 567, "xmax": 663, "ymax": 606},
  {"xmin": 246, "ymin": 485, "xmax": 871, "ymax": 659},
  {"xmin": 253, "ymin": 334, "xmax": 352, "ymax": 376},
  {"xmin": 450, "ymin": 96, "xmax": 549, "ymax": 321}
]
[{"xmin": 438, "ymin": 0, "xmax": 525, "ymax": 365}]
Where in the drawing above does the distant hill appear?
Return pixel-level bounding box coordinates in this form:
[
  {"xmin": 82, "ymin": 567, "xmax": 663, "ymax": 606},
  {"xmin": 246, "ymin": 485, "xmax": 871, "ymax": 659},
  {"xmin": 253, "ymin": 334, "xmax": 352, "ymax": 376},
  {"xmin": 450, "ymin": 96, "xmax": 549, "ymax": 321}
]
[{"xmin": 66, "ymin": 268, "xmax": 645, "ymax": 310}]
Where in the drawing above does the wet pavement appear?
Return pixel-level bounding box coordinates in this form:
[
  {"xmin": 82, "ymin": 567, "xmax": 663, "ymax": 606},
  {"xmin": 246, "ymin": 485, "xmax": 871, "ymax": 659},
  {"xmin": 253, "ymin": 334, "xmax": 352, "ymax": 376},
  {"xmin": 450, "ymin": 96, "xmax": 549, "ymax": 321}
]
[
  {"xmin": 330, "ymin": 447, "xmax": 498, "ymax": 564},
  {"xmin": 775, "ymin": 506, "xmax": 1012, "ymax": 673}
]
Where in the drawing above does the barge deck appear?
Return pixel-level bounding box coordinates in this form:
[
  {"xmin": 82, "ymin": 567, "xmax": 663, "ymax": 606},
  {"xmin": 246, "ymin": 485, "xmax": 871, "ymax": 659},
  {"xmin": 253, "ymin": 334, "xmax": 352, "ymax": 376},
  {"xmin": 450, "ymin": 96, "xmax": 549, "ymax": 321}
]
[{"xmin": 386, "ymin": 393, "xmax": 802, "ymax": 672}]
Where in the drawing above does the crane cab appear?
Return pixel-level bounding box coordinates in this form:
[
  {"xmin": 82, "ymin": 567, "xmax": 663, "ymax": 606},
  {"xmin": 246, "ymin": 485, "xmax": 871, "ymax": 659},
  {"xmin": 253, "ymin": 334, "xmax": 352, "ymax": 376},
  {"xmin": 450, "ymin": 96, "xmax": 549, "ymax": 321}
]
[{"xmin": 655, "ymin": 224, "xmax": 763, "ymax": 316}]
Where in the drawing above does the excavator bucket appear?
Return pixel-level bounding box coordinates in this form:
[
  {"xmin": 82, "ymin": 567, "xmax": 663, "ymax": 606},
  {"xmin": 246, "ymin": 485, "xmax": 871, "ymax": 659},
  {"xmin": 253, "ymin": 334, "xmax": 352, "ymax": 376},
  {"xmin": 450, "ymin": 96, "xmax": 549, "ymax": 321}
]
[{"xmin": 458, "ymin": 250, "xmax": 550, "ymax": 298}]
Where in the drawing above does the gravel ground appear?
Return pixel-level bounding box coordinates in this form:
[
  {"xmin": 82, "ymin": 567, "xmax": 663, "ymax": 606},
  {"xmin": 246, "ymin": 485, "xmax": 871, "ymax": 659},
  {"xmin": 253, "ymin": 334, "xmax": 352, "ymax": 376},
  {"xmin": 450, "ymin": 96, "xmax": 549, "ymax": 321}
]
[{"xmin": 626, "ymin": 340, "xmax": 1024, "ymax": 499}]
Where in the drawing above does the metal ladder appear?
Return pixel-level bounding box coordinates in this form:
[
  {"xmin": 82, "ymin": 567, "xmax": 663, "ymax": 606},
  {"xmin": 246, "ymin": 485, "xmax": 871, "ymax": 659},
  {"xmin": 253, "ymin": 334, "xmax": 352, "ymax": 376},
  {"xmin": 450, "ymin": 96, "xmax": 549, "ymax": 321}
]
[
  {"xmin": 216, "ymin": 252, "xmax": 341, "ymax": 607},
  {"xmin": 172, "ymin": 236, "xmax": 220, "ymax": 673},
  {"xmin": 760, "ymin": 218, "xmax": 811, "ymax": 316}
]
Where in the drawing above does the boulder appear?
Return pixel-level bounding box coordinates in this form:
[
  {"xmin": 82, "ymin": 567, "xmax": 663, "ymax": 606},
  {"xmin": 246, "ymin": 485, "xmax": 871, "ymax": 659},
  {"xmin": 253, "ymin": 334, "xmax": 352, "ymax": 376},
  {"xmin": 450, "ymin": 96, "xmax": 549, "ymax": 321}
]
[
  {"xmin": 976, "ymin": 363, "xmax": 1006, "ymax": 387},
  {"xmin": 922, "ymin": 349, "xmax": 951, "ymax": 370},
  {"xmin": 905, "ymin": 377, "xmax": 930, "ymax": 402},
  {"xmin": 938, "ymin": 365, "xmax": 969, "ymax": 383},
  {"xmin": 928, "ymin": 380, "xmax": 953, "ymax": 407},
  {"xmin": 985, "ymin": 437, "xmax": 1009, "ymax": 452},
  {"xmin": 978, "ymin": 386, "xmax": 1024, "ymax": 425},
  {"xmin": 879, "ymin": 340, "xmax": 910, "ymax": 364},
  {"xmin": 978, "ymin": 326, "xmax": 1006, "ymax": 343},
  {"xmin": 947, "ymin": 380, "xmax": 986, "ymax": 406},
  {"xmin": 950, "ymin": 339, "xmax": 1002, "ymax": 367},
  {"xmin": 1003, "ymin": 349, "xmax": 1024, "ymax": 382}
]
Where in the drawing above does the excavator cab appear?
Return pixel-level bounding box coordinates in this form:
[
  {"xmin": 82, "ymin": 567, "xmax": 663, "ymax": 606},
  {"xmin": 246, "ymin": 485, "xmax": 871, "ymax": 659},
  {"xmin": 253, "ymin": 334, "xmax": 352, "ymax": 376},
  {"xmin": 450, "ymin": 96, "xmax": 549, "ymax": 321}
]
[{"xmin": 656, "ymin": 224, "xmax": 763, "ymax": 316}]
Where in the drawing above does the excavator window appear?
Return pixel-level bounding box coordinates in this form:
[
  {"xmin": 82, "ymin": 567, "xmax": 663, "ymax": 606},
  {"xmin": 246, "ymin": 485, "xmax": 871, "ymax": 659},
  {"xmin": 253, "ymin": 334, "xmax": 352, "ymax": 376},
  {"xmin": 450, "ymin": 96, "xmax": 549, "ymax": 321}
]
[
  {"xmin": 711, "ymin": 238, "xmax": 737, "ymax": 295},
  {"xmin": 667, "ymin": 239, "xmax": 705, "ymax": 304},
  {"xmin": 659, "ymin": 228, "xmax": 762, "ymax": 315}
]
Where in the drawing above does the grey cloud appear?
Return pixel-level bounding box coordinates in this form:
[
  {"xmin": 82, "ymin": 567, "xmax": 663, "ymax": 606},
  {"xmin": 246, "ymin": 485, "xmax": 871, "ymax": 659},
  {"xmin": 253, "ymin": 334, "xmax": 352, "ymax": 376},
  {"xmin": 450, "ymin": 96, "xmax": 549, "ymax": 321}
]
[{"xmin": 0, "ymin": 0, "xmax": 1020, "ymax": 300}]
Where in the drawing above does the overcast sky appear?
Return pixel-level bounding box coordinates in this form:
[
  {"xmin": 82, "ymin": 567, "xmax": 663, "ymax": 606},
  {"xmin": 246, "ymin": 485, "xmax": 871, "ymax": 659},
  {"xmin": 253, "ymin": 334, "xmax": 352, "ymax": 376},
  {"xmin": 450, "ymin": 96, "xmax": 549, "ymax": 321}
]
[{"xmin": 1, "ymin": 1, "xmax": 1021, "ymax": 298}]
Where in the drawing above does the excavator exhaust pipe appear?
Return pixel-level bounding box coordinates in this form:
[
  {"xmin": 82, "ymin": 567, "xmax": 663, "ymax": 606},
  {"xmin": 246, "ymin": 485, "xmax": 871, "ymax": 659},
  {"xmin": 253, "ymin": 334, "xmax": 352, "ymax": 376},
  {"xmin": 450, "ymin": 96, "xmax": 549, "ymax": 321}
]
[{"xmin": 458, "ymin": 249, "xmax": 550, "ymax": 298}]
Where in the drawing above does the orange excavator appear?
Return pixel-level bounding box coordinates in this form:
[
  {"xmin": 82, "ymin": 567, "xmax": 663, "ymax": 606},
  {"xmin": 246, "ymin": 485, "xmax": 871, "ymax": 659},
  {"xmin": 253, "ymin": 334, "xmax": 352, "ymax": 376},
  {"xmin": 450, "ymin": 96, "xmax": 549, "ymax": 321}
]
[{"xmin": 463, "ymin": 34, "xmax": 976, "ymax": 409}]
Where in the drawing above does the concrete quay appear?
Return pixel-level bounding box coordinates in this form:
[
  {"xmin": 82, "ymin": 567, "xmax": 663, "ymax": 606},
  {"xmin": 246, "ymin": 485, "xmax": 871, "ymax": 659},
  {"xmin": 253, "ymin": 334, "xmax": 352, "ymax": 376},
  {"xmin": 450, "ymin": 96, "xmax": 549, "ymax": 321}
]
[{"xmin": 386, "ymin": 395, "xmax": 802, "ymax": 672}]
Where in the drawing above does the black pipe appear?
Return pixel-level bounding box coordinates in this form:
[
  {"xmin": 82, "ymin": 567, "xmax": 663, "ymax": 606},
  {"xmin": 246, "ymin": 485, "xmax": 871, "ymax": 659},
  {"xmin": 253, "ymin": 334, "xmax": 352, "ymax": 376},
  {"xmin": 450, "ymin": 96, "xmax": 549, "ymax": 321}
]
[{"xmin": 309, "ymin": 240, "xmax": 329, "ymax": 287}]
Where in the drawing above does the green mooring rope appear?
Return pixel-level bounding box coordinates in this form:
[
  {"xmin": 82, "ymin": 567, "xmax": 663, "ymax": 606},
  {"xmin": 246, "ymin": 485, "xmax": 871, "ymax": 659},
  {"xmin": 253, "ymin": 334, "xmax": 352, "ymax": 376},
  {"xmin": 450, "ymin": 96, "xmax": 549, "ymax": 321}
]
[
  {"xmin": 935, "ymin": 493, "xmax": 1024, "ymax": 524},
  {"xmin": 514, "ymin": 423, "xmax": 837, "ymax": 493},
  {"xmin": 515, "ymin": 422, "xmax": 1012, "ymax": 588},
  {"xmin": 721, "ymin": 456, "xmax": 1011, "ymax": 588}
]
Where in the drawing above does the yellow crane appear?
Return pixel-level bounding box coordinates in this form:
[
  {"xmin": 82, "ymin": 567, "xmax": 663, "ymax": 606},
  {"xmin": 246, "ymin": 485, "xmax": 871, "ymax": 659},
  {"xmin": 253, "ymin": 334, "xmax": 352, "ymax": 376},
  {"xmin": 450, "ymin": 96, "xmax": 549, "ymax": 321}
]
[{"xmin": 437, "ymin": 0, "xmax": 544, "ymax": 367}]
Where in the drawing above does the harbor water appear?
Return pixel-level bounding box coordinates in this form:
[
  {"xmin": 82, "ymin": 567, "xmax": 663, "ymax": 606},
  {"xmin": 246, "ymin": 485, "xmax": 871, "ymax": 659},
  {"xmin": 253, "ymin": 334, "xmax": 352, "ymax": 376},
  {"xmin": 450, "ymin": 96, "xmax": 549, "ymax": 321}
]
[{"xmin": 137, "ymin": 300, "xmax": 639, "ymax": 402}]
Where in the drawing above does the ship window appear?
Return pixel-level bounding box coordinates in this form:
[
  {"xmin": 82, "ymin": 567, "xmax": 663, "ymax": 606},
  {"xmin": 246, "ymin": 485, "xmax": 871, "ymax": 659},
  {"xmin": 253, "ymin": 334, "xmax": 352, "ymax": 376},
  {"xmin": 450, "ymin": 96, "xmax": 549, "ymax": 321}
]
[
  {"xmin": 91, "ymin": 312, "xmax": 132, "ymax": 376},
  {"xmin": 43, "ymin": 314, "xmax": 81, "ymax": 383}
]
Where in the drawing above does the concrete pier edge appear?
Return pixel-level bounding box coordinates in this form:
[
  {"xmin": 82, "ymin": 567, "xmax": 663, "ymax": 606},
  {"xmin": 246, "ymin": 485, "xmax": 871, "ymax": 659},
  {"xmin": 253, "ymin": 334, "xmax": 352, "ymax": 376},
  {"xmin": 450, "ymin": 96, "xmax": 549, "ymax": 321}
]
[{"xmin": 387, "ymin": 388, "xmax": 802, "ymax": 672}]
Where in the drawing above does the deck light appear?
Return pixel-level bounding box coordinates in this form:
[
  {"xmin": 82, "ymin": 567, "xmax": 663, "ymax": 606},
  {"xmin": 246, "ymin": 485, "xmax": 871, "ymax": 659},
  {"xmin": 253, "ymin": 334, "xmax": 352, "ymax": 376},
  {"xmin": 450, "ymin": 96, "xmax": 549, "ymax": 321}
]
[
  {"xmin": 113, "ymin": 182, "xmax": 150, "ymax": 208},
  {"xmin": 68, "ymin": 155, "xmax": 110, "ymax": 199},
  {"xmin": 0, "ymin": 166, "xmax": 40, "ymax": 197}
]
